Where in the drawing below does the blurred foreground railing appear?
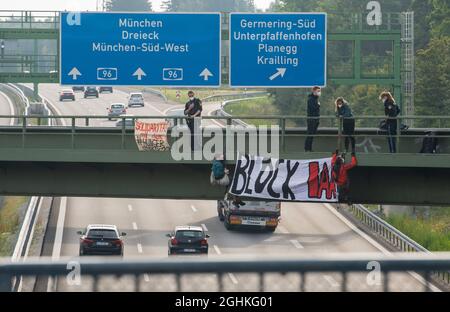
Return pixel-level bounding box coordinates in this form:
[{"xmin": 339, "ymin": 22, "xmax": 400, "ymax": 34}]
[{"xmin": 1, "ymin": 254, "xmax": 449, "ymax": 292}]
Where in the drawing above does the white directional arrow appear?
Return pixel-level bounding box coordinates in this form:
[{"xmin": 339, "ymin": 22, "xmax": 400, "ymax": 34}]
[
  {"xmin": 269, "ymin": 68, "xmax": 287, "ymax": 81},
  {"xmin": 68, "ymin": 67, "xmax": 81, "ymax": 80},
  {"xmin": 199, "ymin": 68, "xmax": 213, "ymax": 81},
  {"xmin": 133, "ymin": 67, "xmax": 146, "ymax": 80}
]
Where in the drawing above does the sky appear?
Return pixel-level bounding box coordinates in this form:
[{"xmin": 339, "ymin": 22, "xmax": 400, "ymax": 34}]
[{"xmin": 0, "ymin": 0, "xmax": 275, "ymax": 12}]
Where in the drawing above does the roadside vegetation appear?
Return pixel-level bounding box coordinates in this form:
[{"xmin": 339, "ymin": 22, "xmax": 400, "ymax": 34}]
[
  {"xmin": 161, "ymin": 89, "xmax": 251, "ymax": 104},
  {"xmin": 0, "ymin": 196, "xmax": 29, "ymax": 256},
  {"xmin": 223, "ymin": 97, "xmax": 280, "ymax": 126},
  {"xmin": 385, "ymin": 208, "xmax": 450, "ymax": 251}
]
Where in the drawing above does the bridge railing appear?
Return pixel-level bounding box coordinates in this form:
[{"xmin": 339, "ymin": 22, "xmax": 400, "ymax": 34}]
[
  {"xmin": 0, "ymin": 115, "xmax": 449, "ymax": 154},
  {"xmin": 1, "ymin": 254, "xmax": 449, "ymax": 292}
]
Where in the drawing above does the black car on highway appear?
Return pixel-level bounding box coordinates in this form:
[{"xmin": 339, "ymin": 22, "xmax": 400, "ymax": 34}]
[
  {"xmin": 167, "ymin": 226, "xmax": 209, "ymax": 255},
  {"xmin": 99, "ymin": 86, "xmax": 113, "ymax": 93},
  {"xmin": 78, "ymin": 224, "xmax": 126, "ymax": 256},
  {"xmin": 84, "ymin": 86, "xmax": 99, "ymax": 98},
  {"xmin": 72, "ymin": 86, "xmax": 85, "ymax": 92}
]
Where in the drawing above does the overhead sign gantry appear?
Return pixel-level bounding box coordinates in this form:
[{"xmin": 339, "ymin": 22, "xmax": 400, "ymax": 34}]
[
  {"xmin": 60, "ymin": 12, "xmax": 221, "ymax": 87},
  {"xmin": 229, "ymin": 13, "xmax": 327, "ymax": 88}
]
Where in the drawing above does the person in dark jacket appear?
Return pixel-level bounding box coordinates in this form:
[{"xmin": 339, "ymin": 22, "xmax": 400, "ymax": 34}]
[
  {"xmin": 304, "ymin": 86, "xmax": 321, "ymax": 152},
  {"xmin": 335, "ymin": 97, "xmax": 355, "ymax": 153},
  {"xmin": 380, "ymin": 91, "xmax": 400, "ymax": 153},
  {"xmin": 420, "ymin": 131, "xmax": 438, "ymax": 154},
  {"xmin": 184, "ymin": 90, "xmax": 202, "ymax": 151},
  {"xmin": 331, "ymin": 149, "xmax": 357, "ymax": 204}
]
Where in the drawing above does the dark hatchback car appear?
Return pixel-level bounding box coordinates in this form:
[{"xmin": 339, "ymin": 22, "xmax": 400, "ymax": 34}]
[
  {"xmin": 72, "ymin": 86, "xmax": 85, "ymax": 92},
  {"xmin": 78, "ymin": 224, "xmax": 126, "ymax": 256},
  {"xmin": 84, "ymin": 86, "xmax": 99, "ymax": 98},
  {"xmin": 167, "ymin": 226, "xmax": 209, "ymax": 255},
  {"xmin": 99, "ymin": 86, "xmax": 113, "ymax": 93},
  {"xmin": 59, "ymin": 89, "xmax": 75, "ymax": 101}
]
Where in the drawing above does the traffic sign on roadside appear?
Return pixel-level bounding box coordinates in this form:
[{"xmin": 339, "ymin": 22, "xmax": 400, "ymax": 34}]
[
  {"xmin": 60, "ymin": 12, "xmax": 221, "ymax": 87},
  {"xmin": 229, "ymin": 13, "xmax": 327, "ymax": 88}
]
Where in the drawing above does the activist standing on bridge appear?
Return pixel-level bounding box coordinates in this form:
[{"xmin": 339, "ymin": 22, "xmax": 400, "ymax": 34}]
[
  {"xmin": 380, "ymin": 91, "xmax": 400, "ymax": 153},
  {"xmin": 304, "ymin": 86, "xmax": 321, "ymax": 152},
  {"xmin": 335, "ymin": 97, "xmax": 355, "ymax": 153},
  {"xmin": 184, "ymin": 91, "xmax": 202, "ymax": 152}
]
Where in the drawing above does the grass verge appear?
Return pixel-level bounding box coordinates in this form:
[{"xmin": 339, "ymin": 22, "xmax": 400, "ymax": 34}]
[
  {"xmin": 0, "ymin": 196, "xmax": 29, "ymax": 256},
  {"xmin": 222, "ymin": 97, "xmax": 281, "ymax": 126},
  {"xmin": 384, "ymin": 208, "xmax": 450, "ymax": 251}
]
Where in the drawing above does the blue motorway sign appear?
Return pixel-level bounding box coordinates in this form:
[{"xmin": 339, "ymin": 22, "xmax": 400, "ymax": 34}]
[
  {"xmin": 60, "ymin": 12, "xmax": 221, "ymax": 87},
  {"xmin": 230, "ymin": 13, "xmax": 327, "ymax": 88}
]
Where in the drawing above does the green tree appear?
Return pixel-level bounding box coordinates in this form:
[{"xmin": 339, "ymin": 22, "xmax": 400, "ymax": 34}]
[
  {"xmin": 411, "ymin": 0, "xmax": 433, "ymax": 50},
  {"xmin": 429, "ymin": 0, "xmax": 450, "ymax": 38},
  {"xmin": 106, "ymin": 0, "xmax": 152, "ymax": 11},
  {"xmin": 415, "ymin": 36, "xmax": 450, "ymax": 127}
]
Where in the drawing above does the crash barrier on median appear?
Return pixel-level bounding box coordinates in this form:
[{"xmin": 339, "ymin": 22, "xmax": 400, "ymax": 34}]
[
  {"xmin": 202, "ymin": 91, "xmax": 269, "ymax": 103},
  {"xmin": 0, "ymin": 115, "xmax": 449, "ymax": 155},
  {"xmin": 0, "ymin": 254, "xmax": 449, "ymax": 292},
  {"xmin": 345, "ymin": 204, "xmax": 450, "ymax": 287},
  {"xmin": 141, "ymin": 88, "xmax": 168, "ymax": 102}
]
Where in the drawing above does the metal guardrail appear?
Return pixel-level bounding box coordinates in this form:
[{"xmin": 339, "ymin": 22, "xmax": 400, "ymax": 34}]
[
  {"xmin": 0, "ymin": 254, "xmax": 449, "ymax": 292},
  {"xmin": 347, "ymin": 204, "xmax": 450, "ymax": 286},
  {"xmin": 349, "ymin": 205, "xmax": 428, "ymax": 253},
  {"xmin": 10, "ymin": 197, "xmax": 41, "ymax": 292},
  {"xmin": 141, "ymin": 88, "xmax": 168, "ymax": 102}
]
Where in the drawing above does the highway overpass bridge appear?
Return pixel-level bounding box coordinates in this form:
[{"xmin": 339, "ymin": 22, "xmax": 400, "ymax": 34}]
[{"xmin": 0, "ymin": 115, "xmax": 449, "ymax": 205}]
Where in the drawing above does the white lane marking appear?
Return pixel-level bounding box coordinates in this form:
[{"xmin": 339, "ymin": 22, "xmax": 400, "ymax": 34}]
[
  {"xmin": 0, "ymin": 91, "xmax": 15, "ymax": 125},
  {"xmin": 47, "ymin": 196, "xmax": 67, "ymax": 292},
  {"xmin": 323, "ymin": 203, "xmax": 441, "ymax": 292},
  {"xmin": 323, "ymin": 275, "xmax": 340, "ymax": 287},
  {"xmin": 137, "ymin": 243, "xmax": 143, "ymax": 254},
  {"xmin": 228, "ymin": 273, "xmax": 239, "ymax": 285},
  {"xmin": 116, "ymin": 89, "xmax": 165, "ymax": 115},
  {"xmin": 277, "ymin": 225, "xmax": 289, "ymax": 234},
  {"xmin": 289, "ymin": 239, "xmax": 304, "ymax": 249},
  {"xmin": 52, "ymin": 197, "xmax": 67, "ymax": 261},
  {"xmin": 163, "ymin": 105, "xmax": 177, "ymax": 116},
  {"xmin": 144, "ymin": 274, "xmax": 150, "ymax": 282},
  {"xmin": 213, "ymin": 245, "xmax": 222, "ymax": 255},
  {"xmin": 132, "ymin": 222, "xmax": 138, "ymax": 230},
  {"xmin": 212, "ymin": 245, "xmax": 238, "ymax": 284},
  {"xmin": 264, "ymin": 236, "xmax": 282, "ymax": 242},
  {"xmin": 190, "ymin": 205, "xmax": 197, "ymax": 212},
  {"xmin": 128, "ymin": 204, "xmax": 133, "ymax": 212},
  {"xmin": 201, "ymin": 223, "xmax": 208, "ymax": 232}
]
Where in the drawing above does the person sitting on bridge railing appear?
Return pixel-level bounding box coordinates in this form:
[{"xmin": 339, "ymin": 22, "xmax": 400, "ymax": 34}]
[
  {"xmin": 210, "ymin": 154, "xmax": 230, "ymax": 187},
  {"xmin": 332, "ymin": 149, "xmax": 357, "ymax": 205},
  {"xmin": 380, "ymin": 91, "xmax": 400, "ymax": 153},
  {"xmin": 335, "ymin": 97, "xmax": 355, "ymax": 153}
]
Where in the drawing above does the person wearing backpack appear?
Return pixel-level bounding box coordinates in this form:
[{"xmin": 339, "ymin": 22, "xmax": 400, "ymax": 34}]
[
  {"xmin": 331, "ymin": 149, "xmax": 357, "ymax": 204},
  {"xmin": 380, "ymin": 91, "xmax": 400, "ymax": 153},
  {"xmin": 210, "ymin": 154, "xmax": 230, "ymax": 187}
]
